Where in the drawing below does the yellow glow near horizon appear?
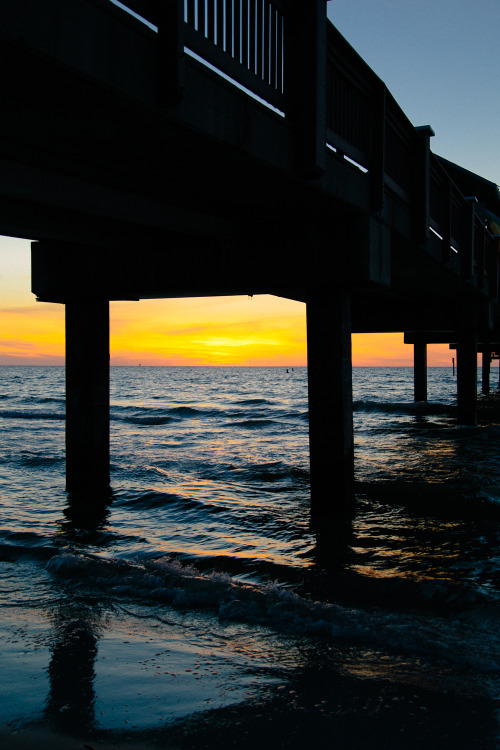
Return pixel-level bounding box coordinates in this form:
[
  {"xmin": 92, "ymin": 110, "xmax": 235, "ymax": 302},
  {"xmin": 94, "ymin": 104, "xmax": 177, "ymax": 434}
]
[
  {"xmin": 0, "ymin": 236, "xmax": 454, "ymax": 366},
  {"xmin": 109, "ymin": 295, "xmax": 307, "ymax": 365}
]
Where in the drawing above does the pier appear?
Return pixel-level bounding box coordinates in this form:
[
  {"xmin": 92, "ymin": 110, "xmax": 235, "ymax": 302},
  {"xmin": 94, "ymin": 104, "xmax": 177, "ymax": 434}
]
[{"xmin": 1, "ymin": 0, "xmax": 499, "ymax": 518}]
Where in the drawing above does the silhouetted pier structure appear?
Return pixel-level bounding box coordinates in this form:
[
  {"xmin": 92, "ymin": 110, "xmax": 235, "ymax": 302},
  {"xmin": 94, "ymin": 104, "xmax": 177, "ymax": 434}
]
[{"xmin": 2, "ymin": 0, "xmax": 500, "ymax": 517}]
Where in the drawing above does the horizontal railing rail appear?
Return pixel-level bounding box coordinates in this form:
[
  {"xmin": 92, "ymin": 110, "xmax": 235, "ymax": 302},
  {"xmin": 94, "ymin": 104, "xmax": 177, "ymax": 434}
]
[{"xmin": 109, "ymin": 0, "xmax": 158, "ymax": 22}]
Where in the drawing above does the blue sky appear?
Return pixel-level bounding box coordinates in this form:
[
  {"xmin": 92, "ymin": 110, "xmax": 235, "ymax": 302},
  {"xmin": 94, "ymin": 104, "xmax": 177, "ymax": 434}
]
[{"xmin": 328, "ymin": 0, "xmax": 500, "ymax": 185}]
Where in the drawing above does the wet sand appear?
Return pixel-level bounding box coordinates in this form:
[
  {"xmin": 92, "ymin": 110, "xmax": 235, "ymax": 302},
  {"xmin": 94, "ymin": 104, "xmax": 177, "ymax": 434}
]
[
  {"xmin": 2, "ymin": 662, "xmax": 498, "ymax": 750},
  {"xmin": 0, "ymin": 727, "xmax": 177, "ymax": 750}
]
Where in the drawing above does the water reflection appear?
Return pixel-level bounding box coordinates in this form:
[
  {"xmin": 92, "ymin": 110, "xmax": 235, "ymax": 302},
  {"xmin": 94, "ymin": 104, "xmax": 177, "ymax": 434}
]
[
  {"xmin": 44, "ymin": 491, "xmax": 112, "ymax": 733},
  {"xmin": 54, "ymin": 488, "xmax": 113, "ymax": 548},
  {"xmin": 45, "ymin": 601, "xmax": 100, "ymax": 732},
  {"xmin": 63, "ymin": 488, "xmax": 112, "ymax": 529},
  {"xmin": 311, "ymin": 519, "xmax": 354, "ymax": 570}
]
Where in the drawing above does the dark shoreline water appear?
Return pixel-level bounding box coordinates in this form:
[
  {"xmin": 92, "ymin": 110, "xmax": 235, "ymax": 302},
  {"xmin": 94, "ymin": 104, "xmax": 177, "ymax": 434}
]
[{"xmin": 0, "ymin": 366, "xmax": 499, "ymax": 748}]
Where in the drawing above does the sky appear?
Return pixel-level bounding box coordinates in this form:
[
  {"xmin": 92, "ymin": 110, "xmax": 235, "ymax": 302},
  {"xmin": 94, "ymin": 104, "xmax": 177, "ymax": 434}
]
[
  {"xmin": 328, "ymin": 0, "xmax": 500, "ymax": 186},
  {"xmin": 1, "ymin": 0, "xmax": 497, "ymax": 366}
]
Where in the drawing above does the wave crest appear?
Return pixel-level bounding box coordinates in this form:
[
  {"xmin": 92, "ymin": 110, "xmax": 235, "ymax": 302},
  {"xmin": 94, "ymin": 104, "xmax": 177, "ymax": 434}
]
[{"xmin": 46, "ymin": 553, "xmax": 500, "ymax": 673}]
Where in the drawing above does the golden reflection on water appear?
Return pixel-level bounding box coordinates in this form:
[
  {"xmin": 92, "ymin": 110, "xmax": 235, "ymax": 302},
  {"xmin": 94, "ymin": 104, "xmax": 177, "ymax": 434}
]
[{"xmin": 351, "ymin": 509, "xmax": 471, "ymax": 584}]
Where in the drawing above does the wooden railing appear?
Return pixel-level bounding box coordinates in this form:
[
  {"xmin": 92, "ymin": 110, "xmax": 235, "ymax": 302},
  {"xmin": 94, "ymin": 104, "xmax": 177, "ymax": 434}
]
[
  {"xmin": 117, "ymin": 0, "xmax": 288, "ymax": 108},
  {"xmin": 184, "ymin": 0, "xmax": 287, "ymax": 109},
  {"xmin": 112, "ymin": 0, "xmax": 497, "ymax": 290}
]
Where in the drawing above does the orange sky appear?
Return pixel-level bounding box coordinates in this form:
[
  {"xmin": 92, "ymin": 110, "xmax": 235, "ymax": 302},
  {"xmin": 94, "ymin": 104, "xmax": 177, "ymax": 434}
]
[{"xmin": 0, "ymin": 235, "xmax": 454, "ymax": 366}]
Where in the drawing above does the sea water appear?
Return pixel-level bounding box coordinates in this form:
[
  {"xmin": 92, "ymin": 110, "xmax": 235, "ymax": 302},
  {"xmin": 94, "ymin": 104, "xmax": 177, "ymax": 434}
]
[{"xmin": 0, "ymin": 366, "xmax": 499, "ymax": 748}]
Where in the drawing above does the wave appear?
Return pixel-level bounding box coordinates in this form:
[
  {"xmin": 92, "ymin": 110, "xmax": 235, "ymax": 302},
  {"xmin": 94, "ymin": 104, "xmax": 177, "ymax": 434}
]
[
  {"xmin": 17, "ymin": 452, "xmax": 63, "ymax": 467},
  {"xmin": 45, "ymin": 552, "xmax": 500, "ymax": 673},
  {"xmin": 168, "ymin": 406, "xmax": 214, "ymax": 417},
  {"xmin": 0, "ymin": 530, "xmax": 58, "ymax": 562},
  {"xmin": 123, "ymin": 415, "xmax": 179, "ymax": 426},
  {"xmin": 16, "ymin": 396, "xmax": 65, "ymax": 405},
  {"xmin": 118, "ymin": 490, "xmax": 226, "ymax": 516},
  {"xmin": 356, "ymin": 482, "xmax": 500, "ymax": 519},
  {"xmin": 232, "ymin": 398, "xmax": 271, "ymax": 406},
  {"xmin": 0, "ymin": 542, "xmax": 57, "ymax": 563},
  {"xmin": 110, "ymin": 404, "xmax": 221, "ymax": 426},
  {"xmin": 228, "ymin": 419, "xmax": 277, "ymax": 429},
  {"xmin": 0, "ymin": 400, "xmax": 455, "ymax": 423},
  {"xmin": 353, "ymin": 400, "xmax": 455, "ymax": 415},
  {"xmin": 236, "ymin": 461, "xmax": 309, "ymax": 483},
  {"xmin": 0, "ymin": 409, "xmax": 64, "ymax": 420}
]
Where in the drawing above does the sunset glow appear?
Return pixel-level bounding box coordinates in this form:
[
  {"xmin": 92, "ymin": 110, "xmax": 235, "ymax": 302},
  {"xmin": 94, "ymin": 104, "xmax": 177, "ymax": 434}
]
[{"xmin": 0, "ymin": 236, "xmax": 453, "ymax": 366}]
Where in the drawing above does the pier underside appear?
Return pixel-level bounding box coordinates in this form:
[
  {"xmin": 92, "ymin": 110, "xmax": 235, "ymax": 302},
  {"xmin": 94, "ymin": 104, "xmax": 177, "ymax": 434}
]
[
  {"xmin": 2, "ymin": 0, "xmax": 500, "ymax": 518},
  {"xmin": 30, "ymin": 229, "xmax": 499, "ymax": 518}
]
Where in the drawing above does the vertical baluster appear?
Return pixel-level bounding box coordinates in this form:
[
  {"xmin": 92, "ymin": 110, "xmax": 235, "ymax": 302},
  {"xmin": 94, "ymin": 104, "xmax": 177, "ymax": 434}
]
[
  {"xmin": 198, "ymin": 0, "xmax": 206, "ymax": 35},
  {"xmin": 269, "ymin": 5, "xmax": 276, "ymax": 89},
  {"xmin": 234, "ymin": 0, "xmax": 241, "ymax": 64},
  {"xmin": 225, "ymin": 0, "xmax": 233, "ymax": 57},
  {"xmin": 207, "ymin": 0, "xmax": 215, "ymax": 43},
  {"xmin": 241, "ymin": 0, "xmax": 249, "ymax": 70},
  {"xmin": 276, "ymin": 7, "xmax": 283, "ymax": 94},
  {"xmin": 256, "ymin": 0, "xmax": 263, "ymax": 79},
  {"xmin": 186, "ymin": 0, "xmax": 196, "ymax": 27}
]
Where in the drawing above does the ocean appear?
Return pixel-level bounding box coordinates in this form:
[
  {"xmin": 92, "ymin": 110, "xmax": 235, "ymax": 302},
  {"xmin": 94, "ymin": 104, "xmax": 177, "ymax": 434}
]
[{"xmin": 0, "ymin": 365, "xmax": 499, "ymax": 749}]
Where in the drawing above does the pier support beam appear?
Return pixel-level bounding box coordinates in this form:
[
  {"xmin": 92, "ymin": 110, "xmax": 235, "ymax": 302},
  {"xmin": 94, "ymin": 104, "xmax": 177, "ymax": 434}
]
[
  {"xmin": 306, "ymin": 292, "xmax": 354, "ymax": 522},
  {"xmin": 456, "ymin": 330, "xmax": 477, "ymax": 426},
  {"xmin": 413, "ymin": 342, "xmax": 428, "ymax": 402},
  {"xmin": 482, "ymin": 349, "xmax": 491, "ymax": 395},
  {"xmin": 65, "ymin": 299, "xmax": 110, "ymax": 492}
]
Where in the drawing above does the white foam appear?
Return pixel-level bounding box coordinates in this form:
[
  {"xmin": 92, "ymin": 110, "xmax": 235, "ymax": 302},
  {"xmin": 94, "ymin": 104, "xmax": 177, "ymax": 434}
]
[{"xmin": 46, "ymin": 553, "xmax": 500, "ymax": 674}]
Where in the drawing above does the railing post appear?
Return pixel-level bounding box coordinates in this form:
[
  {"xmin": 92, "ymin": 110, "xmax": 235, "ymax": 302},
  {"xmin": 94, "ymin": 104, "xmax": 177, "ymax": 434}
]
[
  {"xmin": 370, "ymin": 82, "xmax": 386, "ymax": 212},
  {"xmin": 442, "ymin": 179, "xmax": 452, "ymax": 263},
  {"xmin": 157, "ymin": 0, "xmax": 185, "ymax": 105},
  {"xmin": 488, "ymin": 237, "xmax": 499, "ymax": 298},
  {"xmin": 415, "ymin": 125, "xmax": 434, "ymax": 245},
  {"xmin": 288, "ymin": 0, "xmax": 327, "ymax": 177}
]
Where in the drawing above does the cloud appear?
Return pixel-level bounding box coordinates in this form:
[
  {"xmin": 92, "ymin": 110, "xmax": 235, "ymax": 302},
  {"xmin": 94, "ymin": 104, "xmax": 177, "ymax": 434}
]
[
  {"xmin": 0, "ymin": 304, "xmax": 63, "ymax": 318},
  {"xmin": 0, "ymin": 338, "xmax": 38, "ymax": 350}
]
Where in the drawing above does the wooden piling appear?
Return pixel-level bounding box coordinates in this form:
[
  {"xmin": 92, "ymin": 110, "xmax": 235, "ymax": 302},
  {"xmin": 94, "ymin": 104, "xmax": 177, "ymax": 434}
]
[
  {"xmin": 457, "ymin": 330, "xmax": 478, "ymax": 426},
  {"xmin": 306, "ymin": 292, "xmax": 354, "ymax": 522},
  {"xmin": 414, "ymin": 342, "xmax": 428, "ymax": 402},
  {"xmin": 482, "ymin": 349, "xmax": 491, "ymax": 394},
  {"xmin": 65, "ymin": 298, "xmax": 110, "ymax": 492}
]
